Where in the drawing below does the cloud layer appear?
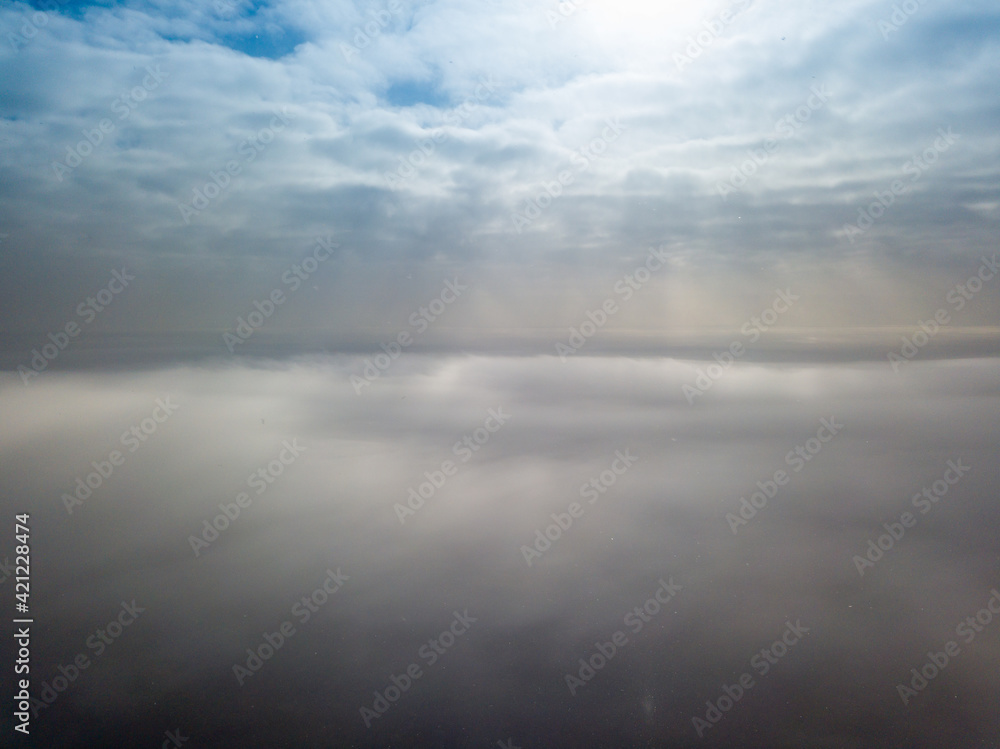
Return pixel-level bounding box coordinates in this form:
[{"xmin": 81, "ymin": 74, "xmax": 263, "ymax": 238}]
[
  {"xmin": 1, "ymin": 0, "xmax": 998, "ymax": 361},
  {"xmin": 2, "ymin": 355, "xmax": 999, "ymax": 745}
]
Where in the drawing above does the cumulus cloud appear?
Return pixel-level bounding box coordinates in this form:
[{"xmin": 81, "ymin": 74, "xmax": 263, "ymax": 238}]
[{"xmin": 0, "ymin": 0, "xmax": 997, "ymax": 363}]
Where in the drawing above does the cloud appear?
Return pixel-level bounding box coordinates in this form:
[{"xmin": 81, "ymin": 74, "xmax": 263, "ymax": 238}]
[
  {"xmin": 3, "ymin": 355, "xmax": 999, "ymax": 744},
  {"xmin": 0, "ymin": 0, "xmax": 997, "ymax": 360}
]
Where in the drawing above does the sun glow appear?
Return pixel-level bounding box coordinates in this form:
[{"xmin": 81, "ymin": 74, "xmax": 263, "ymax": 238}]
[
  {"xmin": 588, "ymin": 0, "xmax": 709, "ymax": 28},
  {"xmin": 578, "ymin": 0, "xmax": 747, "ymax": 64}
]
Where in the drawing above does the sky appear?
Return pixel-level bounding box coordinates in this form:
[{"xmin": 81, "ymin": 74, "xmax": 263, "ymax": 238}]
[
  {"xmin": 0, "ymin": 0, "xmax": 998, "ymax": 364},
  {"xmin": 1, "ymin": 2, "xmax": 1000, "ymax": 747}
]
